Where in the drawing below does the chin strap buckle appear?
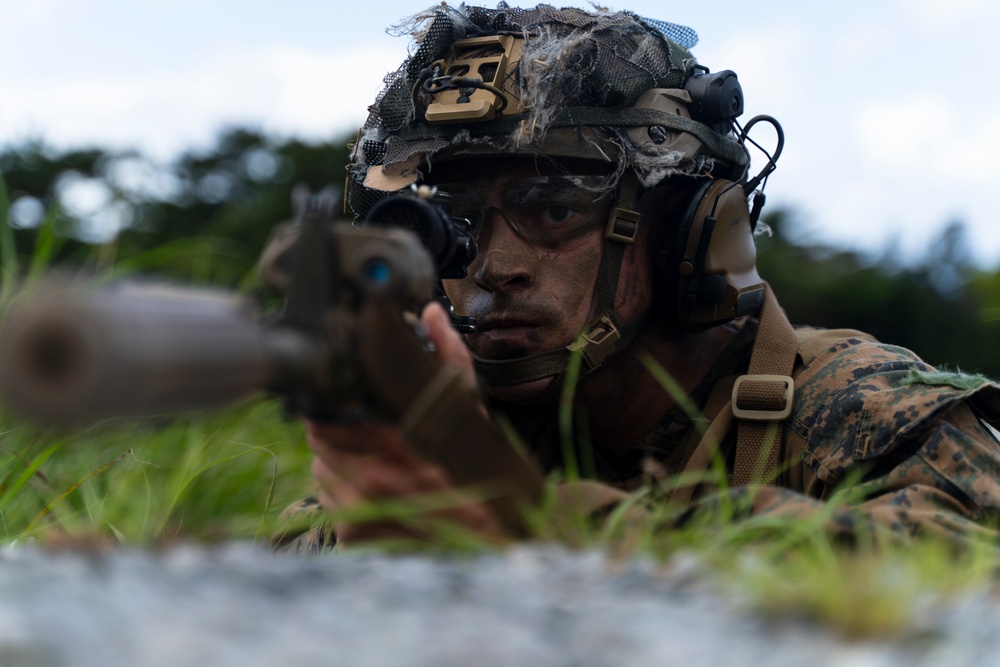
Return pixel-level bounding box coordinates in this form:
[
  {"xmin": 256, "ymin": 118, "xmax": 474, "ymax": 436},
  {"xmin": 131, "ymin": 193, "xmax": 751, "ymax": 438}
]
[
  {"xmin": 567, "ymin": 316, "xmax": 621, "ymax": 372},
  {"xmin": 605, "ymin": 207, "xmax": 640, "ymax": 244}
]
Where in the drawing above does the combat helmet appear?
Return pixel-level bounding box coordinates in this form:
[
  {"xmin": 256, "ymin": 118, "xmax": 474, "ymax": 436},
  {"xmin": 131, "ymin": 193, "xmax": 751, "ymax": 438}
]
[{"xmin": 349, "ymin": 3, "xmax": 781, "ymax": 398}]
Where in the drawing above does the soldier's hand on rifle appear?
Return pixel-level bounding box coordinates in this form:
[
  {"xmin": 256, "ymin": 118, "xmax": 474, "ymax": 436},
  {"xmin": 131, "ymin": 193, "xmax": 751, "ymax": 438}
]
[{"xmin": 306, "ymin": 302, "xmax": 506, "ymax": 545}]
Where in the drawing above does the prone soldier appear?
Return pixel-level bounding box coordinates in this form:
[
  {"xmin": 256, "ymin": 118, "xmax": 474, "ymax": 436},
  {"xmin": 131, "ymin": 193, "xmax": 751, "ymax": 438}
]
[{"xmin": 295, "ymin": 3, "xmax": 1000, "ymax": 549}]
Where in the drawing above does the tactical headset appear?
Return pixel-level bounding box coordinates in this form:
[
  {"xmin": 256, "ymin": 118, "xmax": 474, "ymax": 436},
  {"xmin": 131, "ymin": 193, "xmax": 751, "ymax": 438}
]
[
  {"xmin": 664, "ymin": 177, "xmax": 765, "ymax": 329},
  {"xmin": 624, "ymin": 74, "xmax": 782, "ymax": 331}
]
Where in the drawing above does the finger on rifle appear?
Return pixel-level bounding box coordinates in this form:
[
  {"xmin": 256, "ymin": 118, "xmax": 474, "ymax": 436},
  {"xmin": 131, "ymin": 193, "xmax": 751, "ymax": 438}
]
[{"xmin": 421, "ymin": 301, "xmax": 475, "ymax": 384}]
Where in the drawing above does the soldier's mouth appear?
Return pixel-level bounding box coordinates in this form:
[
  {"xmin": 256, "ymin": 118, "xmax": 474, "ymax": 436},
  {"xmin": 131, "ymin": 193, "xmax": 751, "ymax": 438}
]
[{"xmin": 468, "ymin": 321, "xmax": 545, "ymax": 358}]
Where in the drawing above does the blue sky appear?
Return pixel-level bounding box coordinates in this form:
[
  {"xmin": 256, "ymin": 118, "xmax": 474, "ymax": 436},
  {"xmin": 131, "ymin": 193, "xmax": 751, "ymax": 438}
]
[{"xmin": 2, "ymin": 0, "xmax": 999, "ymax": 266}]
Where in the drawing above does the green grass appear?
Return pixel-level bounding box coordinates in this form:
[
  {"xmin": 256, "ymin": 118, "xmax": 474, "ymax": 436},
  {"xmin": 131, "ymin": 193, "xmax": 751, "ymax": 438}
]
[
  {"xmin": 732, "ymin": 537, "xmax": 999, "ymax": 639},
  {"xmin": 529, "ymin": 477, "xmax": 1000, "ymax": 640},
  {"xmin": 0, "ymin": 400, "xmax": 313, "ymax": 546}
]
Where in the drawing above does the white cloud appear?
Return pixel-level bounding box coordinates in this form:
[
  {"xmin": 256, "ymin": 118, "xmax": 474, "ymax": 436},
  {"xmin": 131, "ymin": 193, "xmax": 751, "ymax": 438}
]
[
  {"xmin": 700, "ymin": 24, "xmax": 811, "ymax": 111},
  {"xmin": 854, "ymin": 94, "xmax": 953, "ymax": 169},
  {"xmin": 0, "ymin": 0, "xmax": 64, "ymax": 24},
  {"xmin": 2, "ymin": 1, "xmax": 998, "ymax": 266},
  {"xmin": 0, "ymin": 0, "xmax": 63, "ymax": 63},
  {"xmin": 896, "ymin": 0, "xmax": 1000, "ymax": 29},
  {"xmin": 771, "ymin": 134, "xmax": 1000, "ymax": 267},
  {"xmin": 853, "ymin": 94, "xmax": 1000, "ymax": 183},
  {"xmin": 247, "ymin": 44, "xmax": 403, "ymax": 138},
  {"xmin": 939, "ymin": 115, "xmax": 1000, "ymax": 176},
  {"xmin": 807, "ymin": 177, "xmax": 894, "ymax": 248},
  {"xmin": 831, "ymin": 21, "xmax": 901, "ymax": 70},
  {"xmin": 0, "ymin": 41, "xmax": 406, "ymax": 159}
]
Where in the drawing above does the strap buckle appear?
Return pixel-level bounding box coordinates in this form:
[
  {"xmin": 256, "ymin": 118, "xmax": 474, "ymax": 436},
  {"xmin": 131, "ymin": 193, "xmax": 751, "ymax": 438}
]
[
  {"xmin": 732, "ymin": 374, "xmax": 794, "ymax": 421},
  {"xmin": 568, "ymin": 316, "xmax": 621, "ymax": 371},
  {"xmin": 605, "ymin": 207, "xmax": 640, "ymax": 244}
]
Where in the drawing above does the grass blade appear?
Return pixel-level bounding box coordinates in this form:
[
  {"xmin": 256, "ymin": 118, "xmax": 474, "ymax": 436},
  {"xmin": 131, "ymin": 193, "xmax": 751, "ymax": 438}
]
[
  {"xmin": 26, "ymin": 200, "xmax": 66, "ymax": 287},
  {"xmin": 22, "ymin": 448, "xmax": 133, "ymax": 535},
  {"xmin": 0, "ymin": 177, "xmax": 18, "ymax": 304},
  {"xmin": 0, "ymin": 443, "xmax": 59, "ymax": 513}
]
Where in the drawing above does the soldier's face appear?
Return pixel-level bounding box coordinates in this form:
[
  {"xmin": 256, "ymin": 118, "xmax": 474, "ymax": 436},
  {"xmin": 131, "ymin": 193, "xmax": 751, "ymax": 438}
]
[{"xmin": 433, "ymin": 158, "xmax": 653, "ymax": 402}]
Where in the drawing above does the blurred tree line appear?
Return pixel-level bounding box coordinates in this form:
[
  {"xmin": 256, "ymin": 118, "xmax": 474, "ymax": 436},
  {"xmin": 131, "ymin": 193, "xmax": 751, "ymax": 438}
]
[
  {"xmin": 2, "ymin": 128, "xmax": 999, "ymax": 377},
  {"xmin": 0, "ymin": 128, "xmax": 351, "ymax": 288},
  {"xmin": 756, "ymin": 214, "xmax": 1000, "ymax": 378}
]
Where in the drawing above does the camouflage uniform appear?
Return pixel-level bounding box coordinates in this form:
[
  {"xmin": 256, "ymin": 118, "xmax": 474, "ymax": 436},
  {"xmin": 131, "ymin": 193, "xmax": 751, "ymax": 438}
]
[
  {"xmin": 718, "ymin": 326, "xmax": 1000, "ymax": 543},
  {"xmin": 276, "ymin": 320, "xmax": 1000, "ymax": 552},
  {"xmin": 485, "ymin": 320, "xmax": 1000, "ymax": 544}
]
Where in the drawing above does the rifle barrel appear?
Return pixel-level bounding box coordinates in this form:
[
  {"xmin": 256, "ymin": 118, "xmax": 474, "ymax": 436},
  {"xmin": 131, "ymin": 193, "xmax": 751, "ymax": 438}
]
[{"xmin": 0, "ymin": 283, "xmax": 272, "ymax": 426}]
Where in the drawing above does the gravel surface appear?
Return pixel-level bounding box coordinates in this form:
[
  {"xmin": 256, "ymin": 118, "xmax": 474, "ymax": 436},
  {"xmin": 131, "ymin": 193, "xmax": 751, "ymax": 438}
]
[{"xmin": 0, "ymin": 543, "xmax": 997, "ymax": 667}]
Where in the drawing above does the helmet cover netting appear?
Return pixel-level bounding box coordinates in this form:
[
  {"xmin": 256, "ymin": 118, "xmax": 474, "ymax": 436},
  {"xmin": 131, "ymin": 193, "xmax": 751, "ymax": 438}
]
[{"xmin": 349, "ymin": 3, "xmax": 736, "ymax": 219}]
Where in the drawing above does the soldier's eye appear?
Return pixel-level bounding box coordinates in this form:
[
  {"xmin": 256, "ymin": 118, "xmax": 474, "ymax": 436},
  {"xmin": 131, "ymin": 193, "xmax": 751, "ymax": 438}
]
[{"xmin": 544, "ymin": 206, "xmax": 571, "ymax": 223}]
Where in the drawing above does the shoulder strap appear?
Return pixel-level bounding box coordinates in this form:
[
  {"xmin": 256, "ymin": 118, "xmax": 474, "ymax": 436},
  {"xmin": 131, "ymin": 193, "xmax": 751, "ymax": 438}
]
[
  {"xmin": 731, "ymin": 284, "xmax": 798, "ymax": 486},
  {"xmin": 667, "ymin": 374, "xmax": 737, "ymax": 506}
]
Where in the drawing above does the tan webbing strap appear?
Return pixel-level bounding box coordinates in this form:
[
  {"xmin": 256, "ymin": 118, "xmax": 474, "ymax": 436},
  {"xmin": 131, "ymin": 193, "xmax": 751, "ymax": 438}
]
[
  {"xmin": 356, "ymin": 299, "xmax": 544, "ymax": 536},
  {"xmin": 667, "ymin": 375, "xmax": 737, "ymax": 507},
  {"xmin": 471, "ymin": 347, "xmax": 570, "ymax": 385},
  {"xmin": 471, "ymin": 315, "xmax": 648, "ymax": 385},
  {"xmin": 731, "ymin": 285, "xmax": 798, "ymax": 486},
  {"xmin": 590, "ymin": 172, "xmax": 640, "ymax": 319},
  {"xmin": 573, "ymin": 171, "xmax": 641, "ymax": 370}
]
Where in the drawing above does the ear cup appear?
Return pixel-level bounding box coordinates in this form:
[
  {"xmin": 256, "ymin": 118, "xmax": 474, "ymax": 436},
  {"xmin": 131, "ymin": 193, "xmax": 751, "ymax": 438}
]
[{"xmin": 670, "ymin": 179, "xmax": 765, "ymax": 329}]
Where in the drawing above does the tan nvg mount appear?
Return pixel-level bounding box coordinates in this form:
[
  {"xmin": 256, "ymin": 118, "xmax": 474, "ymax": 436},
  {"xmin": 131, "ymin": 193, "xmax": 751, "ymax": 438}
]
[{"xmin": 424, "ymin": 35, "xmax": 525, "ymax": 124}]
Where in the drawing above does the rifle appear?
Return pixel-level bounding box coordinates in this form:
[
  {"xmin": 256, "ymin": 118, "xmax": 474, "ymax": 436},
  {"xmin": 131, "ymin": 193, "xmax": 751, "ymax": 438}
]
[{"xmin": 0, "ymin": 188, "xmax": 543, "ymax": 535}]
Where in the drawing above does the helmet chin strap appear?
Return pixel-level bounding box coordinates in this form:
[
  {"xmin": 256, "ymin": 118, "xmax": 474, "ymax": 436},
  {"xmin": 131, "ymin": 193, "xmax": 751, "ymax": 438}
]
[{"xmin": 471, "ymin": 172, "xmax": 645, "ymax": 404}]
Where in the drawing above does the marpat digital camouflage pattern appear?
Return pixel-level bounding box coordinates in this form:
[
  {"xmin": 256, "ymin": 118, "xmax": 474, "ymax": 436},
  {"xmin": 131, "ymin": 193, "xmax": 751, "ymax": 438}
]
[
  {"xmin": 603, "ymin": 324, "xmax": 1000, "ymax": 545},
  {"xmin": 714, "ymin": 326, "xmax": 1000, "ymax": 544}
]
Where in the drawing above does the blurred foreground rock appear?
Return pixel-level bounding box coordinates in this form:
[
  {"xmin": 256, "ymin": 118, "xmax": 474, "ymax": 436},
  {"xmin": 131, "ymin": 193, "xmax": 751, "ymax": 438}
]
[{"xmin": 0, "ymin": 543, "xmax": 996, "ymax": 667}]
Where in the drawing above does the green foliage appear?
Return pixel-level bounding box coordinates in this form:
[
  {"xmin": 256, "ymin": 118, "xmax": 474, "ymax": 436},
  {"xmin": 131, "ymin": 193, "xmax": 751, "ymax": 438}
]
[
  {"xmin": 0, "ymin": 128, "xmax": 352, "ymax": 289},
  {"xmin": 731, "ymin": 537, "xmax": 999, "ymax": 639},
  {"xmin": 757, "ymin": 211, "xmax": 1000, "ymax": 378},
  {"xmin": 0, "ymin": 177, "xmax": 17, "ymax": 304},
  {"xmin": 0, "ymin": 401, "xmax": 312, "ymax": 545}
]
